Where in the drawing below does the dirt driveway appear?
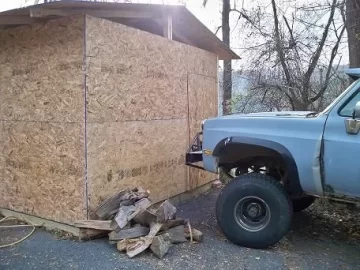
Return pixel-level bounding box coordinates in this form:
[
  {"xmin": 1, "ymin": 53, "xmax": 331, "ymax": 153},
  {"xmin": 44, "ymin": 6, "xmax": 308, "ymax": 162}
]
[{"xmin": 1, "ymin": 189, "xmax": 360, "ymax": 270}]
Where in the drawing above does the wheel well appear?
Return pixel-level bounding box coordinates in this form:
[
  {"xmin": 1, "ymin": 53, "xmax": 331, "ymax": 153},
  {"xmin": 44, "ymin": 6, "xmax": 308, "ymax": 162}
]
[
  {"xmin": 217, "ymin": 143, "xmax": 283, "ymax": 168},
  {"xmin": 214, "ymin": 138, "xmax": 303, "ymax": 195}
]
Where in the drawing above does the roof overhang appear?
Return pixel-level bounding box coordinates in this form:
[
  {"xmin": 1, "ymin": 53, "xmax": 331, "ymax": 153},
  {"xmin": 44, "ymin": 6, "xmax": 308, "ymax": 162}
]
[{"xmin": 0, "ymin": 1, "xmax": 240, "ymax": 60}]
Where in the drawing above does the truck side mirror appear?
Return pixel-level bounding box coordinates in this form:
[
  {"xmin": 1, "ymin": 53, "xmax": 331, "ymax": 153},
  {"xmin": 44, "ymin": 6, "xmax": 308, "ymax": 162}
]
[
  {"xmin": 346, "ymin": 102, "xmax": 360, "ymax": 134},
  {"xmin": 353, "ymin": 101, "xmax": 360, "ymax": 119}
]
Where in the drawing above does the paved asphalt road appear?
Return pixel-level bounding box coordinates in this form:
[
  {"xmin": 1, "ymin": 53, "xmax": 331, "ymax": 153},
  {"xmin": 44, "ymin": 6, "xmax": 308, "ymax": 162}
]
[{"xmin": 1, "ymin": 189, "xmax": 360, "ymax": 270}]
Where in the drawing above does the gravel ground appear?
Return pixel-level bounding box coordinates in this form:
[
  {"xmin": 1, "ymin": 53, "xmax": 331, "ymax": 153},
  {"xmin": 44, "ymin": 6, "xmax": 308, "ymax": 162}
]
[{"xmin": 1, "ymin": 189, "xmax": 360, "ymax": 270}]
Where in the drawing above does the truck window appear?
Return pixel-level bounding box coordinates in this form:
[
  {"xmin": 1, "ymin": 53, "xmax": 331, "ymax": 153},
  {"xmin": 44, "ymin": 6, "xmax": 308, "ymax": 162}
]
[{"xmin": 339, "ymin": 91, "xmax": 360, "ymax": 117}]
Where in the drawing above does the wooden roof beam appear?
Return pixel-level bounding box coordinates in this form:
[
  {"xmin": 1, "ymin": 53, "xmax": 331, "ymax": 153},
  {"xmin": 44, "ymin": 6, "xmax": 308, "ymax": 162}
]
[
  {"xmin": 162, "ymin": 14, "xmax": 172, "ymax": 40},
  {"xmin": 154, "ymin": 18, "xmax": 194, "ymax": 45},
  {"xmin": 0, "ymin": 16, "xmax": 38, "ymax": 25},
  {"xmin": 29, "ymin": 8, "xmax": 159, "ymax": 19}
]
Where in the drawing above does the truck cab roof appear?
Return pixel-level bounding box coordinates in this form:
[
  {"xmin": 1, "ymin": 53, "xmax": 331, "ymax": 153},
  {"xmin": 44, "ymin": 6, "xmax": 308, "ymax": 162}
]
[{"xmin": 345, "ymin": 68, "xmax": 360, "ymax": 79}]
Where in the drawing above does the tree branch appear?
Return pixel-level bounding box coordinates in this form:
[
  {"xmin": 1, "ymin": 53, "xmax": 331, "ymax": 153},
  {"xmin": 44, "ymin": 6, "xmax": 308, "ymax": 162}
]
[
  {"xmin": 310, "ymin": 23, "xmax": 346, "ymax": 102},
  {"xmin": 303, "ymin": 0, "xmax": 338, "ymax": 91},
  {"xmin": 271, "ymin": 0, "xmax": 292, "ymax": 85},
  {"xmin": 215, "ymin": 25, "xmax": 222, "ymax": 35},
  {"xmin": 230, "ymin": 8, "xmax": 270, "ymax": 37}
]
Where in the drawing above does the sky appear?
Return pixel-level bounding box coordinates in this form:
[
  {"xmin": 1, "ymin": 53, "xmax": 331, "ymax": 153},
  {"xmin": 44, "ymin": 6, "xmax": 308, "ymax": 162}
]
[
  {"xmin": 0, "ymin": 0, "xmax": 348, "ymax": 67},
  {"xmin": 0, "ymin": 0, "xmax": 222, "ymax": 31}
]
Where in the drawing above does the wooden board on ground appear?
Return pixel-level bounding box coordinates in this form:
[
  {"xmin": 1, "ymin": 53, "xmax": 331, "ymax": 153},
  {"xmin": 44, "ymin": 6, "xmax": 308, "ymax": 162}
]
[
  {"xmin": 79, "ymin": 228, "xmax": 108, "ymax": 241},
  {"xmin": 74, "ymin": 220, "xmax": 112, "ymax": 231},
  {"xmin": 0, "ymin": 208, "xmax": 80, "ymax": 237}
]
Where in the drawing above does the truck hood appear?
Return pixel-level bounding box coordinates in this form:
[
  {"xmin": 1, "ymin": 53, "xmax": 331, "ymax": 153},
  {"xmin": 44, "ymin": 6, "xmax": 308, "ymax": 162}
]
[{"xmin": 217, "ymin": 111, "xmax": 314, "ymax": 119}]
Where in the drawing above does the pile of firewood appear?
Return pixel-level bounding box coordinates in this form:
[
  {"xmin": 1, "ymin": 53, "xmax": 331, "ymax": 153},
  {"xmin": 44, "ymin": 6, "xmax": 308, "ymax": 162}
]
[{"xmin": 74, "ymin": 188, "xmax": 203, "ymax": 259}]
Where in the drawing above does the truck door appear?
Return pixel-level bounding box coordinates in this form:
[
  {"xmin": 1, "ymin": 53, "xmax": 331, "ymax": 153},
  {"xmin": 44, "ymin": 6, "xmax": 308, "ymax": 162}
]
[{"xmin": 323, "ymin": 80, "xmax": 360, "ymax": 198}]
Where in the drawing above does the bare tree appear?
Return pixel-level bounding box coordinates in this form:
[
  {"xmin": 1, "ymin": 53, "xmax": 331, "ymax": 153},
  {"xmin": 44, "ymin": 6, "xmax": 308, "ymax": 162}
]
[
  {"xmin": 222, "ymin": 0, "xmax": 232, "ymax": 115},
  {"xmin": 232, "ymin": 0, "xmax": 346, "ymax": 112}
]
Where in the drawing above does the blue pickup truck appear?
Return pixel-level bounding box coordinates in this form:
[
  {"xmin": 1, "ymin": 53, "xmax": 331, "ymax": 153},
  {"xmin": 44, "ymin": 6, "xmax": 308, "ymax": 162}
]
[{"xmin": 186, "ymin": 68, "xmax": 360, "ymax": 248}]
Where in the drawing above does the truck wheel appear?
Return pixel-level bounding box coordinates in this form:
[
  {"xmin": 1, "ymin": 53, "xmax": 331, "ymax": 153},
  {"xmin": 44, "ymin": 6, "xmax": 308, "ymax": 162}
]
[
  {"xmin": 292, "ymin": 196, "xmax": 316, "ymax": 212},
  {"xmin": 216, "ymin": 173, "xmax": 293, "ymax": 249}
]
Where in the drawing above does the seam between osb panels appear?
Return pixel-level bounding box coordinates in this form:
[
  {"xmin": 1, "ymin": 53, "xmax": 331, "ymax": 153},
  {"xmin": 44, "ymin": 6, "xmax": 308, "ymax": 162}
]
[
  {"xmin": 83, "ymin": 15, "xmax": 89, "ymax": 220},
  {"xmin": 186, "ymin": 47, "xmax": 191, "ymax": 191}
]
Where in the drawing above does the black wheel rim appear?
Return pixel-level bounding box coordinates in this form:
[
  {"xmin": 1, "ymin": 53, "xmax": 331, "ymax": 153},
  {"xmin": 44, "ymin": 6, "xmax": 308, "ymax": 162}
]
[{"xmin": 234, "ymin": 196, "xmax": 271, "ymax": 232}]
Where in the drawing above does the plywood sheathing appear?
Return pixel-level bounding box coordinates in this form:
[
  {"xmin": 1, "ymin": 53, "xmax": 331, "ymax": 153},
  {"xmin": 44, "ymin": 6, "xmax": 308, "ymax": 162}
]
[
  {"xmin": 0, "ymin": 16, "xmax": 86, "ymax": 223},
  {"xmin": 187, "ymin": 74, "xmax": 218, "ymax": 189},
  {"xmin": 85, "ymin": 15, "xmax": 188, "ymax": 123},
  {"xmin": 187, "ymin": 46, "xmax": 218, "ymax": 78},
  {"xmin": 85, "ymin": 16, "xmax": 189, "ymax": 215},
  {"xmin": 86, "ymin": 120, "xmax": 188, "ymax": 216},
  {"xmin": 0, "ymin": 14, "xmax": 219, "ymax": 223},
  {"xmin": 85, "ymin": 15, "xmax": 218, "ymax": 215},
  {"xmin": 0, "ymin": 16, "xmax": 84, "ymax": 122}
]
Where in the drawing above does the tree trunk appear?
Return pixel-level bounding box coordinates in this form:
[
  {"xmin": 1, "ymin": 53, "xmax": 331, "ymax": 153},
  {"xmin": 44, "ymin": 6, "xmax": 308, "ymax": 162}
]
[
  {"xmin": 346, "ymin": 0, "xmax": 360, "ymax": 68},
  {"xmin": 222, "ymin": 0, "xmax": 232, "ymax": 115}
]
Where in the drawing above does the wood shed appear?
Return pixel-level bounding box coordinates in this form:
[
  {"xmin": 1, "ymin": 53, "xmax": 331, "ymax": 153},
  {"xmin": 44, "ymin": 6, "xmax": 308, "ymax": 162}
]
[{"xmin": 0, "ymin": 2, "xmax": 239, "ymax": 225}]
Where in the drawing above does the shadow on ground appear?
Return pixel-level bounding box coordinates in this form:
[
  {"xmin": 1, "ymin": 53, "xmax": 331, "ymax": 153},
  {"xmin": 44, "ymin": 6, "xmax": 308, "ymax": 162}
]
[{"xmin": 1, "ymin": 189, "xmax": 360, "ymax": 270}]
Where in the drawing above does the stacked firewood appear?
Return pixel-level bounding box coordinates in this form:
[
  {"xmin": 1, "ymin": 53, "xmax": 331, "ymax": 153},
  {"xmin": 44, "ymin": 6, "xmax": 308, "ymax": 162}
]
[{"xmin": 74, "ymin": 188, "xmax": 203, "ymax": 259}]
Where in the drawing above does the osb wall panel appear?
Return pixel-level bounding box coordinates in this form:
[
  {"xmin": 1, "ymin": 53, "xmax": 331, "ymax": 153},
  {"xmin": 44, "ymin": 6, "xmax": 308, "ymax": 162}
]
[
  {"xmin": 0, "ymin": 16, "xmax": 86, "ymax": 223},
  {"xmin": 86, "ymin": 119, "xmax": 188, "ymax": 215},
  {"xmin": 85, "ymin": 15, "xmax": 188, "ymax": 123},
  {"xmin": 0, "ymin": 16, "xmax": 84, "ymax": 122},
  {"xmin": 188, "ymin": 74, "xmax": 218, "ymax": 189},
  {"xmin": 85, "ymin": 16, "xmax": 219, "ymax": 211},
  {"xmin": 188, "ymin": 46, "xmax": 218, "ymax": 78},
  {"xmin": 85, "ymin": 16, "xmax": 190, "ymax": 213},
  {"xmin": 0, "ymin": 122, "xmax": 85, "ymax": 222}
]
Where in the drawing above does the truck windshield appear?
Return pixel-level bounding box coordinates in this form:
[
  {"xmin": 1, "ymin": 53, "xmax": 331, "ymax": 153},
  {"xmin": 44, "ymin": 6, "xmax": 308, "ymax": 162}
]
[{"xmin": 321, "ymin": 79, "xmax": 360, "ymax": 115}]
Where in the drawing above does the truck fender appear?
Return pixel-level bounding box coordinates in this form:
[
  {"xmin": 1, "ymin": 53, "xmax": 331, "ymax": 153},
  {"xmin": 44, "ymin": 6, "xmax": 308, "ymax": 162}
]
[{"xmin": 213, "ymin": 136, "xmax": 303, "ymax": 195}]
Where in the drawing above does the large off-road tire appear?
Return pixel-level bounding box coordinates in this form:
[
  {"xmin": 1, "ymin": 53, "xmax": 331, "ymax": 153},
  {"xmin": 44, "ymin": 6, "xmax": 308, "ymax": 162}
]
[
  {"xmin": 292, "ymin": 196, "xmax": 316, "ymax": 212},
  {"xmin": 216, "ymin": 173, "xmax": 293, "ymax": 249}
]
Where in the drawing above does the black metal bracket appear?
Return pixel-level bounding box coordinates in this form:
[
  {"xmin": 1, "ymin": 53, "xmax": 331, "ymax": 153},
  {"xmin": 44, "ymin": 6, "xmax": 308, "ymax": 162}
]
[{"xmin": 185, "ymin": 132, "xmax": 205, "ymax": 170}]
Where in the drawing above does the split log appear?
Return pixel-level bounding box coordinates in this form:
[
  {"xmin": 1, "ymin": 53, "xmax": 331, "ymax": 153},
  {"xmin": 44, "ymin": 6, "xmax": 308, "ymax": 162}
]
[
  {"xmin": 125, "ymin": 222, "xmax": 163, "ymax": 258},
  {"xmin": 117, "ymin": 238, "xmax": 144, "ymax": 252},
  {"xmin": 113, "ymin": 198, "xmax": 151, "ymax": 229},
  {"xmin": 95, "ymin": 188, "xmax": 149, "ymax": 220},
  {"xmin": 126, "ymin": 236, "xmax": 153, "ymax": 258},
  {"xmin": 134, "ymin": 209, "xmax": 185, "ymax": 230},
  {"xmin": 108, "ymin": 226, "xmax": 150, "ymax": 241},
  {"xmin": 167, "ymin": 225, "xmax": 187, "ymax": 244},
  {"xmin": 156, "ymin": 200, "xmax": 176, "ymax": 223},
  {"xmin": 74, "ymin": 220, "xmax": 112, "ymax": 231},
  {"xmin": 117, "ymin": 239, "xmax": 129, "ymax": 251},
  {"xmin": 133, "ymin": 210, "xmax": 157, "ymax": 226},
  {"xmin": 185, "ymin": 228, "xmax": 203, "ymax": 242},
  {"xmin": 160, "ymin": 219, "xmax": 186, "ymax": 231},
  {"xmin": 150, "ymin": 233, "xmax": 171, "ymax": 259},
  {"xmin": 95, "ymin": 189, "xmax": 127, "ymax": 220},
  {"xmin": 118, "ymin": 188, "xmax": 150, "ymax": 207}
]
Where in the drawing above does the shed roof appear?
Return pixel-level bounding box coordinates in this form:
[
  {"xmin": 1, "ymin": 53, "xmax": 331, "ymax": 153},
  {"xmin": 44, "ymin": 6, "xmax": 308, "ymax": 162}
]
[{"xmin": 0, "ymin": 1, "xmax": 239, "ymax": 60}]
